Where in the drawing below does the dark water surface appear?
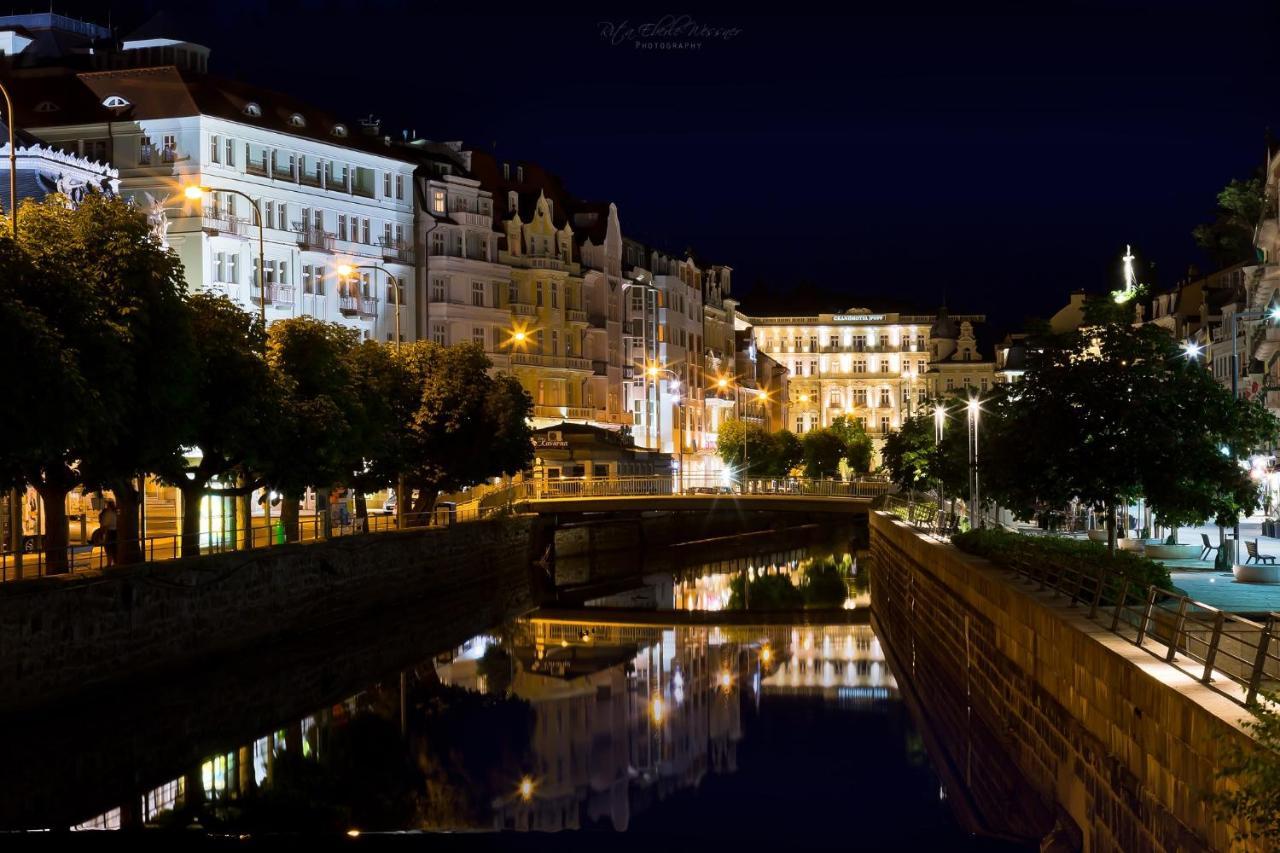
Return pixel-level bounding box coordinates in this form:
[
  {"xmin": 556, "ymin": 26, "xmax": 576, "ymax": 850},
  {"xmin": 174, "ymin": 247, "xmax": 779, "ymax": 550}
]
[{"xmin": 1, "ymin": 545, "xmax": 1031, "ymax": 850}]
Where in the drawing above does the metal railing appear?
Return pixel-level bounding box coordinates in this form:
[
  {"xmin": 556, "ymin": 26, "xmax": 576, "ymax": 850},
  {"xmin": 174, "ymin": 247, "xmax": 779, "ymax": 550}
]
[
  {"xmin": 0, "ymin": 501, "xmax": 513, "ymax": 583},
  {"xmin": 516, "ymin": 474, "xmax": 895, "ymax": 500},
  {"xmin": 882, "ymin": 505, "xmax": 1280, "ymax": 708}
]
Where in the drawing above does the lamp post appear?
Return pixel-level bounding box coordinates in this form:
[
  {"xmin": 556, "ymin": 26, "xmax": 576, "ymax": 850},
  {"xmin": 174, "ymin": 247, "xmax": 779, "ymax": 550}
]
[
  {"xmin": 340, "ymin": 263, "xmax": 404, "ymax": 531},
  {"xmin": 2, "ymin": 80, "xmax": 21, "ymax": 576},
  {"xmin": 966, "ymin": 397, "xmax": 980, "ymax": 530},
  {"xmin": 646, "ymin": 364, "xmax": 684, "ymax": 491},
  {"xmin": 184, "ymin": 184, "xmax": 270, "ymax": 548}
]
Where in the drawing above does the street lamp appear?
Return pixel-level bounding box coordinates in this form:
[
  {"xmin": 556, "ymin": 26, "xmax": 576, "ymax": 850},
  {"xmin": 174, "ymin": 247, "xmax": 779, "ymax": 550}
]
[
  {"xmin": 646, "ymin": 363, "xmax": 686, "ymax": 490},
  {"xmin": 339, "ymin": 263, "xmax": 405, "ymax": 531},
  {"xmin": 338, "ymin": 263, "xmax": 402, "ymax": 351},
  {"xmin": 966, "ymin": 397, "xmax": 980, "ymax": 530},
  {"xmin": 1, "ymin": 80, "xmax": 21, "ymax": 575},
  {"xmin": 184, "ymin": 183, "xmax": 271, "ymax": 549}
]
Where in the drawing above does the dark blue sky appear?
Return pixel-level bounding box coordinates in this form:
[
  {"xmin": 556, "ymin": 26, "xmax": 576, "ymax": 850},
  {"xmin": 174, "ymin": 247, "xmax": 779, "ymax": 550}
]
[{"xmin": 67, "ymin": 3, "xmax": 1280, "ymax": 333}]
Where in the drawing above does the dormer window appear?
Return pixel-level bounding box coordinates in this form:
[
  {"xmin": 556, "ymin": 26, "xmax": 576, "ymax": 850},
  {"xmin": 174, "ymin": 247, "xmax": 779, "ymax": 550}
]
[
  {"xmin": 34, "ymin": 100, "xmax": 60, "ymax": 113},
  {"xmin": 102, "ymin": 95, "xmax": 130, "ymax": 108},
  {"xmin": 243, "ymin": 102, "xmax": 262, "ymax": 118},
  {"xmin": 330, "ymin": 123, "xmax": 347, "ymax": 138},
  {"xmin": 288, "ymin": 113, "xmax": 306, "ymax": 128}
]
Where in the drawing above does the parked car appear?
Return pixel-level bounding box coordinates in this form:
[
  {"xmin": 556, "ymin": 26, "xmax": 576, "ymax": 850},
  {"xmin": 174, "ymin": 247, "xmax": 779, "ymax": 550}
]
[{"xmin": 380, "ymin": 494, "xmax": 396, "ymax": 515}]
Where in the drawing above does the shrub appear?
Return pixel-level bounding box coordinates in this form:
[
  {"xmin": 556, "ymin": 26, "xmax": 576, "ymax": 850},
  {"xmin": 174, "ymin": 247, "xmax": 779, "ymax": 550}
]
[{"xmin": 952, "ymin": 528, "xmax": 1173, "ymax": 593}]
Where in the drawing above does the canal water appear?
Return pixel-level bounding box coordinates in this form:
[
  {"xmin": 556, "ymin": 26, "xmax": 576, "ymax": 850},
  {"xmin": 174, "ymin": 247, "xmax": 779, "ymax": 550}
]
[{"xmin": 1, "ymin": 544, "xmax": 1031, "ymax": 850}]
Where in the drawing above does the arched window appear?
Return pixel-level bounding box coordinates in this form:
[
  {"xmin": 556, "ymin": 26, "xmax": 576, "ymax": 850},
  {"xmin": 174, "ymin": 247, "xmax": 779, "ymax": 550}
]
[
  {"xmin": 288, "ymin": 113, "xmax": 306, "ymax": 128},
  {"xmin": 243, "ymin": 102, "xmax": 262, "ymax": 117},
  {"xmin": 102, "ymin": 95, "xmax": 130, "ymax": 108},
  {"xmin": 331, "ymin": 124, "xmax": 348, "ymax": 138},
  {"xmin": 34, "ymin": 101, "xmax": 60, "ymax": 113}
]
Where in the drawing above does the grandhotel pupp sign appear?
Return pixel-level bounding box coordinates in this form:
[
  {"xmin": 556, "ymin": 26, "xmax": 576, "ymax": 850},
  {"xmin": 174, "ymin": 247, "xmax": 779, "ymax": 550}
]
[{"xmin": 832, "ymin": 314, "xmax": 887, "ymax": 322}]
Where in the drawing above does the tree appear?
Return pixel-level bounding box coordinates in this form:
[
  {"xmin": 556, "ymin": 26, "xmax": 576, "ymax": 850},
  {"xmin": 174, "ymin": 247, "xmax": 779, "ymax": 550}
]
[
  {"xmin": 7, "ymin": 195, "xmax": 192, "ymax": 569},
  {"xmin": 401, "ymin": 342, "xmax": 533, "ymax": 518},
  {"xmin": 801, "ymin": 429, "xmax": 844, "ymax": 479},
  {"xmin": 983, "ymin": 297, "xmax": 1278, "ymax": 552},
  {"xmin": 160, "ymin": 294, "xmax": 276, "ymax": 557},
  {"xmin": 829, "ymin": 415, "xmax": 873, "ymax": 474},
  {"xmin": 768, "ymin": 430, "xmax": 803, "ymax": 477},
  {"xmin": 264, "ymin": 318, "xmax": 362, "ymax": 540},
  {"xmin": 715, "ymin": 419, "xmax": 799, "ymax": 478},
  {"xmin": 1192, "ymin": 176, "xmax": 1266, "ymax": 269},
  {"xmin": 881, "ymin": 412, "xmax": 938, "ymax": 492}
]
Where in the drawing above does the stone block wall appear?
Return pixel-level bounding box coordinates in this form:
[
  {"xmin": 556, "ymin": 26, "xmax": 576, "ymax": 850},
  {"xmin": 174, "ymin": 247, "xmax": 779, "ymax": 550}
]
[
  {"xmin": 0, "ymin": 517, "xmax": 538, "ymax": 713},
  {"xmin": 870, "ymin": 511, "xmax": 1261, "ymax": 852}
]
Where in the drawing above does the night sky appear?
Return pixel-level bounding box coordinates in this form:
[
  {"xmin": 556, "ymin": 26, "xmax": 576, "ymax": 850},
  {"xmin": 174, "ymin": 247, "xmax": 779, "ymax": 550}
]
[{"xmin": 46, "ymin": 2, "xmax": 1280, "ymax": 335}]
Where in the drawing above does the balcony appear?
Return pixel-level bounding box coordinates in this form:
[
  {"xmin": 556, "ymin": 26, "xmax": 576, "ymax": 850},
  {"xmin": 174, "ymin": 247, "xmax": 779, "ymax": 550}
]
[
  {"xmin": 326, "ymin": 173, "xmax": 349, "ymax": 193},
  {"xmin": 299, "ymin": 169, "xmax": 322, "ymax": 188},
  {"xmin": 592, "ymin": 360, "xmax": 609, "ymax": 376},
  {"xmin": 510, "ymin": 301, "xmax": 538, "ymax": 317},
  {"xmin": 249, "ymin": 284, "xmax": 277, "ymax": 305},
  {"xmin": 295, "ymin": 226, "xmax": 336, "ymax": 252},
  {"xmin": 451, "ymin": 210, "xmax": 490, "ymax": 228},
  {"xmin": 339, "ymin": 294, "xmax": 379, "ymax": 319},
  {"xmin": 380, "ymin": 240, "xmax": 415, "ymax": 264},
  {"xmin": 588, "ymin": 313, "xmax": 607, "ymax": 329},
  {"xmin": 534, "ymin": 405, "xmax": 597, "ymax": 421},
  {"xmin": 274, "ymin": 284, "xmax": 296, "ymax": 305},
  {"xmin": 201, "ymin": 208, "xmax": 240, "ymax": 236},
  {"xmin": 567, "ymin": 309, "xmax": 588, "ymax": 324},
  {"xmin": 246, "ymin": 157, "xmax": 269, "ymax": 177},
  {"xmin": 511, "ymin": 353, "xmax": 593, "ymax": 372},
  {"xmin": 527, "ymin": 257, "xmax": 566, "ymax": 271}
]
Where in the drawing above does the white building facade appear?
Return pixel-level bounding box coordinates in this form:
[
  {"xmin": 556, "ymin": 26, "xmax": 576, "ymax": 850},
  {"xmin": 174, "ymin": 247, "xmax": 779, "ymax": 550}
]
[{"xmin": 21, "ymin": 65, "xmax": 418, "ymax": 342}]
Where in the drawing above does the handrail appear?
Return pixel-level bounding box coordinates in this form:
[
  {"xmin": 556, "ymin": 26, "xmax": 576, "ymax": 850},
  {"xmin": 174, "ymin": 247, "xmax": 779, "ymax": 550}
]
[{"xmin": 882, "ymin": 505, "xmax": 1280, "ymax": 709}]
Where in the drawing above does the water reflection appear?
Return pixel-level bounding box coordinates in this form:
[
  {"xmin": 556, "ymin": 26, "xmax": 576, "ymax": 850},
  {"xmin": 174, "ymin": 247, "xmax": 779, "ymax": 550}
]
[{"xmin": 68, "ymin": 621, "xmax": 898, "ymax": 836}]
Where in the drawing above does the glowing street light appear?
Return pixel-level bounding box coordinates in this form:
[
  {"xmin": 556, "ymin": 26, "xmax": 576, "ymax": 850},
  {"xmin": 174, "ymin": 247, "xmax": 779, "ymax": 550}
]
[
  {"xmin": 187, "ymin": 182, "xmax": 271, "ymax": 549},
  {"xmin": 650, "ymin": 696, "xmax": 665, "ymax": 724},
  {"xmin": 518, "ymin": 776, "xmax": 535, "ymax": 801},
  {"xmin": 1181, "ymin": 340, "xmax": 1203, "ymax": 361},
  {"xmin": 966, "ymin": 397, "xmax": 981, "ymax": 530}
]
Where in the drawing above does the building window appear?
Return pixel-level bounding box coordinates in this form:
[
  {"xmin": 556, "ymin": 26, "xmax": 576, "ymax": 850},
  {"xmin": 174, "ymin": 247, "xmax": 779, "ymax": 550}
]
[
  {"xmin": 213, "ymin": 252, "xmax": 224, "ymax": 282},
  {"xmin": 503, "ymin": 163, "xmax": 510, "ymax": 179},
  {"xmin": 880, "ymin": 359, "xmax": 890, "ymax": 373},
  {"xmin": 880, "ymin": 416, "xmax": 890, "ymax": 434},
  {"xmin": 916, "ymin": 335, "xmax": 925, "ymax": 351},
  {"xmin": 551, "ymin": 282, "xmax": 559, "ymax": 308},
  {"xmin": 433, "ymin": 190, "xmax": 446, "ymax": 213},
  {"xmin": 473, "ymin": 326, "xmax": 484, "ymax": 347},
  {"xmin": 946, "ymin": 378, "xmax": 955, "ymax": 391},
  {"xmin": 917, "ymin": 359, "xmax": 926, "ymax": 374},
  {"xmin": 228, "ymin": 254, "xmax": 239, "ymax": 284},
  {"xmin": 880, "ymin": 334, "xmax": 890, "ymax": 349},
  {"xmin": 471, "ymin": 281, "xmax": 485, "ymax": 307},
  {"xmin": 854, "ymin": 389, "xmax": 867, "ymax": 405},
  {"xmin": 138, "ymin": 135, "xmax": 153, "ymax": 165},
  {"xmin": 432, "ymin": 324, "xmax": 445, "ymax": 345},
  {"xmin": 302, "ymin": 265, "xmax": 314, "ymax": 295},
  {"xmin": 384, "ymin": 172, "xmax": 392, "ymax": 197},
  {"xmin": 337, "ymin": 215, "xmax": 347, "ymax": 241},
  {"xmin": 551, "ymin": 330, "xmax": 559, "ymax": 355},
  {"xmin": 796, "ymin": 418, "xmax": 805, "ymax": 433},
  {"xmin": 210, "ymin": 134, "xmax": 220, "ymax": 164},
  {"xmin": 395, "ymin": 175, "xmax": 404, "ymax": 200},
  {"xmin": 277, "ymin": 203, "xmax": 287, "ymax": 231},
  {"xmin": 432, "ymin": 278, "xmax": 445, "ymax": 302},
  {"xmin": 853, "ymin": 335, "xmax": 866, "ymax": 351},
  {"xmin": 517, "ymin": 166, "xmax": 524, "ymax": 182},
  {"xmin": 809, "ymin": 360, "xmax": 817, "ymax": 376},
  {"xmin": 829, "ymin": 335, "xmax": 838, "ymax": 350},
  {"xmin": 853, "ymin": 360, "xmax": 866, "ymax": 374},
  {"xmin": 536, "ymin": 282, "xmax": 544, "ymax": 307},
  {"xmin": 361, "ymin": 218, "xmax": 370, "ymax": 244},
  {"xmin": 879, "ymin": 388, "xmax": 890, "ymax": 408},
  {"xmin": 431, "ymin": 232, "xmax": 445, "ymax": 255}
]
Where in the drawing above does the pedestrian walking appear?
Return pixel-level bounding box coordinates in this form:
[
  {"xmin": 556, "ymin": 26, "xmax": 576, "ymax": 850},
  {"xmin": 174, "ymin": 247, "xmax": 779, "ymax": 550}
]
[{"xmin": 98, "ymin": 499, "xmax": 118, "ymax": 566}]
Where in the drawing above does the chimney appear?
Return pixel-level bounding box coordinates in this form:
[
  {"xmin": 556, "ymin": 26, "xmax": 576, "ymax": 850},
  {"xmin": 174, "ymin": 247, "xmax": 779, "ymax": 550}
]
[{"xmin": 359, "ymin": 115, "xmax": 380, "ymax": 136}]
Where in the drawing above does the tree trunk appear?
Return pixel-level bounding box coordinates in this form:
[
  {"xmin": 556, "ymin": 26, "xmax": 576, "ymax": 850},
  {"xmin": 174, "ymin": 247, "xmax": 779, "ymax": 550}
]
[
  {"xmin": 316, "ymin": 487, "xmax": 332, "ymax": 539},
  {"xmin": 179, "ymin": 482, "xmax": 206, "ymax": 558},
  {"xmin": 112, "ymin": 479, "xmax": 143, "ymax": 565},
  {"xmin": 281, "ymin": 495, "xmax": 300, "ymax": 543},
  {"xmin": 354, "ymin": 491, "xmax": 368, "ymax": 525},
  {"xmin": 1105, "ymin": 500, "xmax": 1117, "ymax": 555},
  {"xmin": 34, "ymin": 482, "xmax": 70, "ymax": 575},
  {"xmin": 408, "ymin": 486, "xmax": 436, "ymax": 527}
]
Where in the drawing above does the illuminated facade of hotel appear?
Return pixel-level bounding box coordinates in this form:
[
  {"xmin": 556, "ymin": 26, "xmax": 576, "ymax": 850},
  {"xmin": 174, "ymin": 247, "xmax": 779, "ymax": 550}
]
[{"xmin": 745, "ymin": 308, "xmax": 991, "ymax": 454}]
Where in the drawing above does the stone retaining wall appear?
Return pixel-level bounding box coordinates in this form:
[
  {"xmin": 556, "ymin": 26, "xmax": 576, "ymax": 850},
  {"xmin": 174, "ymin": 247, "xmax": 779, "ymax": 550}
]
[
  {"xmin": 0, "ymin": 517, "xmax": 540, "ymax": 713},
  {"xmin": 870, "ymin": 511, "xmax": 1262, "ymax": 852}
]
